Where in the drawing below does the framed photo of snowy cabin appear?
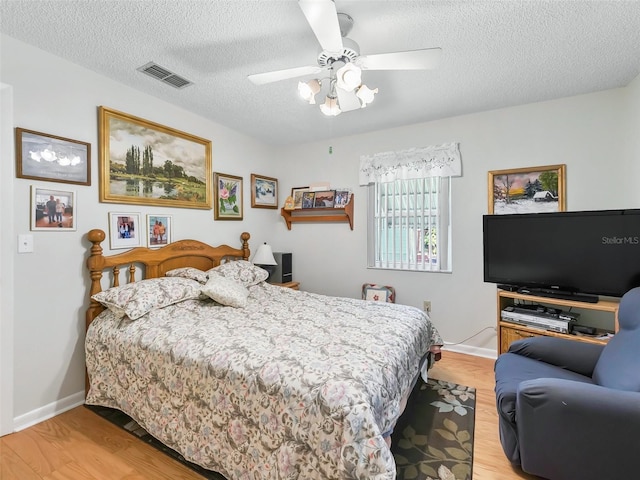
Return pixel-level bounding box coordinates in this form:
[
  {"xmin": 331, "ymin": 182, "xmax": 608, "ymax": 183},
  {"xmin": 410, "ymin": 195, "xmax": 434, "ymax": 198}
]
[{"xmin": 488, "ymin": 164, "xmax": 566, "ymax": 215}]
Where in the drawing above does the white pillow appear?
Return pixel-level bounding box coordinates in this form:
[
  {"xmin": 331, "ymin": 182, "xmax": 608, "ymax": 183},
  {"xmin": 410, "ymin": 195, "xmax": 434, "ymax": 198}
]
[
  {"xmin": 91, "ymin": 277, "xmax": 202, "ymax": 319},
  {"xmin": 165, "ymin": 267, "xmax": 209, "ymax": 284},
  {"xmin": 200, "ymin": 272, "xmax": 249, "ymax": 308},
  {"xmin": 209, "ymin": 260, "xmax": 268, "ymax": 287}
]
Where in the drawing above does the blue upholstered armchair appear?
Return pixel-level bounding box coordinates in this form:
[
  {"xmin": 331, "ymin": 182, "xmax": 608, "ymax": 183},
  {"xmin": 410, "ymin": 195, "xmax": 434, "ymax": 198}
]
[{"xmin": 494, "ymin": 287, "xmax": 640, "ymax": 480}]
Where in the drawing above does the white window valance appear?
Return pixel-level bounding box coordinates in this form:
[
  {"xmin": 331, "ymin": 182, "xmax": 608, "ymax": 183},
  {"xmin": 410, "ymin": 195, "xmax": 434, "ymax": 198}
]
[{"xmin": 359, "ymin": 142, "xmax": 462, "ymax": 185}]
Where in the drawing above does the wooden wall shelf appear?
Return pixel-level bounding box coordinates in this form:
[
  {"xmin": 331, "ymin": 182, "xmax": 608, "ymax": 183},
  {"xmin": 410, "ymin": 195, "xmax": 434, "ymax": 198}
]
[{"xmin": 281, "ymin": 195, "xmax": 354, "ymax": 230}]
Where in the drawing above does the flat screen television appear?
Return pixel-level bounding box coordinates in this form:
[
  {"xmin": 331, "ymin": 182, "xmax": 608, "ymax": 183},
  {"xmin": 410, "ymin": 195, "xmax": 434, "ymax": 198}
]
[{"xmin": 483, "ymin": 209, "xmax": 640, "ymax": 300}]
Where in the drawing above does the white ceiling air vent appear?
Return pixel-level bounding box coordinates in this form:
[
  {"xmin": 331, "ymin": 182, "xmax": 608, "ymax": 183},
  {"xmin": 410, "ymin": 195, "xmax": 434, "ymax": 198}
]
[{"xmin": 137, "ymin": 62, "xmax": 193, "ymax": 89}]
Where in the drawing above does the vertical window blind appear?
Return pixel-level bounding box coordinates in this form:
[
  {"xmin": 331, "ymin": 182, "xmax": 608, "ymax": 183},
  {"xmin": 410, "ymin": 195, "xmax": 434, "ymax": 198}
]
[{"xmin": 360, "ymin": 143, "xmax": 461, "ymax": 273}]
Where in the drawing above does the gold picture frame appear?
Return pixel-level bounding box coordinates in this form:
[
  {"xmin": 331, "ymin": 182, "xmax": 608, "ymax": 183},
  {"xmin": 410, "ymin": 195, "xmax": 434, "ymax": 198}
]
[
  {"xmin": 214, "ymin": 172, "xmax": 243, "ymax": 220},
  {"xmin": 250, "ymin": 173, "xmax": 278, "ymax": 209},
  {"xmin": 488, "ymin": 164, "xmax": 566, "ymax": 215},
  {"xmin": 98, "ymin": 106, "xmax": 212, "ymax": 209}
]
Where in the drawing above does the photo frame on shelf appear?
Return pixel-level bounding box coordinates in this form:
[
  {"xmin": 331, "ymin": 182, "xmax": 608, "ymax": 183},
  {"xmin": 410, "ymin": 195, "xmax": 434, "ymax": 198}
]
[
  {"xmin": 108, "ymin": 212, "xmax": 142, "ymax": 250},
  {"xmin": 214, "ymin": 172, "xmax": 243, "ymax": 220},
  {"xmin": 291, "ymin": 186, "xmax": 309, "ymax": 209},
  {"xmin": 488, "ymin": 164, "xmax": 566, "ymax": 215},
  {"xmin": 251, "ymin": 173, "xmax": 278, "ymax": 208},
  {"xmin": 334, "ymin": 190, "xmax": 351, "ymax": 208},
  {"xmin": 147, "ymin": 214, "xmax": 172, "ymax": 248},
  {"xmin": 98, "ymin": 106, "xmax": 212, "ymax": 209},
  {"xmin": 362, "ymin": 283, "xmax": 396, "ymax": 303},
  {"xmin": 17, "ymin": 128, "xmax": 90, "ymax": 185},
  {"xmin": 313, "ymin": 190, "xmax": 336, "ymax": 208},
  {"xmin": 301, "ymin": 191, "xmax": 315, "ymax": 209},
  {"xmin": 30, "ymin": 186, "xmax": 77, "ymax": 231}
]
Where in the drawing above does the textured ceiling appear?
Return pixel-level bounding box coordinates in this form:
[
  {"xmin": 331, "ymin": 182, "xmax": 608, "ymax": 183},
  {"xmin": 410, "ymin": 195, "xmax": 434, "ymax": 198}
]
[{"xmin": 1, "ymin": 1, "xmax": 640, "ymax": 146}]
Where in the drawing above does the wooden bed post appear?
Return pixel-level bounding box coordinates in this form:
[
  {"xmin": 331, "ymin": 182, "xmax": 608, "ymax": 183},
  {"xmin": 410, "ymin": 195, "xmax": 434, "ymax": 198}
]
[
  {"xmin": 86, "ymin": 229, "xmax": 107, "ymax": 330},
  {"xmin": 240, "ymin": 232, "xmax": 250, "ymax": 260}
]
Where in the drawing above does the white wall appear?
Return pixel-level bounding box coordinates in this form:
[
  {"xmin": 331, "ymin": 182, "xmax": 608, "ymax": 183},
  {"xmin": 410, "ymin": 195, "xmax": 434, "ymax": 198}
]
[
  {"xmin": 1, "ymin": 34, "xmax": 283, "ymax": 427},
  {"xmin": 274, "ymin": 86, "xmax": 637, "ymax": 355},
  {"xmin": 2, "ymin": 31, "xmax": 639, "ymax": 430},
  {"xmin": 0, "ymin": 83, "xmax": 15, "ymax": 435}
]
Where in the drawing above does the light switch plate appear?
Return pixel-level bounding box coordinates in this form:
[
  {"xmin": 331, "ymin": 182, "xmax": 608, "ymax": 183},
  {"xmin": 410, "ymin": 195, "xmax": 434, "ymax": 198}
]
[{"xmin": 18, "ymin": 234, "xmax": 34, "ymax": 253}]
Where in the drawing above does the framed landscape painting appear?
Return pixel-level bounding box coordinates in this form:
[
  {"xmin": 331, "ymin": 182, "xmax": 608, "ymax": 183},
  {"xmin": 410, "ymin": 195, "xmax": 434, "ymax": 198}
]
[
  {"xmin": 214, "ymin": 172, "xmax": 243, "ymax": 220},
  {"xmin": 99, "ymin": 106, "xmax": 212, "ymax": 209},
  {"xmin": 251, "ymin": 173, "xmax": 278, "ymax": 209},
  {"xmin": 17, "ymin": 128, "xmax": 90, "ymax": 185},
  {"xmin": 488, "ymin": 164, "xmax": 566, "ymax": 214}
]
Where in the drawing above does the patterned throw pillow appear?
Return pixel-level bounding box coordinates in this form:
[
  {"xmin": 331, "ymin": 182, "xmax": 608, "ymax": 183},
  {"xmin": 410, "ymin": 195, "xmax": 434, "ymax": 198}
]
[
  {"xmin": 165, "ymin": 267, "xmax": 209, "ymax": 284},
  {"xmin": 209, "ymin": 260, "xmax": 268, "ymax": 287},
  {"xmin": 200, "ymin": 272, "xmax": 249, "ymax": 308},
  {"xmin": 91, "ymin": 277, "xmax": 202, "ymax": 319}
]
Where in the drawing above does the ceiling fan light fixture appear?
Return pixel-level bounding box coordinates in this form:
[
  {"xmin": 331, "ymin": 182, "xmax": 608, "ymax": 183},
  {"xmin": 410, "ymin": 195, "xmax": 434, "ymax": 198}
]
[
  {"xmin": 298, "ymin": 79, "xmax": 321, "ymax": 104},
  {"xmin": 319, "ymin": 95, "xmax": 341, "ymax": 116},
  {"xmin": 335, "ymin": 62, "xmax": 362, "ymax": 92},
  {"xmin": 356, "ymin": 84, "xmax": 378, "ymax": 107}
]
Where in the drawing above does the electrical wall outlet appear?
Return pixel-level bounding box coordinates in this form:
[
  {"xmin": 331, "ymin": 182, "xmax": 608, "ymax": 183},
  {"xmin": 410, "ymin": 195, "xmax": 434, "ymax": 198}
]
[{"xmin": 423, "ymin": 300, "xmax": 431, "ymax": 313}]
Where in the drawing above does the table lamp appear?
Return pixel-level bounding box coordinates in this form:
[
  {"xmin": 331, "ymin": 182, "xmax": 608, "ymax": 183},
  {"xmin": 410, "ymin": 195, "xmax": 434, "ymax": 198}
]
[{"xmin": 253, "ymin": 242, "xmax": 277, "ymax": 280}]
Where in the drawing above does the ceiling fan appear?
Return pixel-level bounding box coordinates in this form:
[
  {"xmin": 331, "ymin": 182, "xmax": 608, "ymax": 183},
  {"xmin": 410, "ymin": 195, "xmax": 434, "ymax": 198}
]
[{"xmin": 247, "ymin": 0, "xmax": 442, "ymax": 116}]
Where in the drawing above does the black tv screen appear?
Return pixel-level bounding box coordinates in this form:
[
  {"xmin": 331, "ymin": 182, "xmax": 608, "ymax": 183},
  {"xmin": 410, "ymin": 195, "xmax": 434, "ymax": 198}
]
[{"xmin": 483, "ymin": 209, "xmax": 640, "ymax": 298}]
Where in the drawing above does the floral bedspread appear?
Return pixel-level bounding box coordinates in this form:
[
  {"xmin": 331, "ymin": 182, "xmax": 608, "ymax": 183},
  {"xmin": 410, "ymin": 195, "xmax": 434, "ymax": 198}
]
[{"xmin": 86, "ymin": 283, "xmax": 443, "ymax": 479}]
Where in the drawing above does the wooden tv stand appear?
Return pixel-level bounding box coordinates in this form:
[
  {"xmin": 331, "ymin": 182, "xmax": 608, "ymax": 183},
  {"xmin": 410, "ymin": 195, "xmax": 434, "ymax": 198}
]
[{"xmin": 497, "ymin": 290, "xmax": 620, "ymax": 354}]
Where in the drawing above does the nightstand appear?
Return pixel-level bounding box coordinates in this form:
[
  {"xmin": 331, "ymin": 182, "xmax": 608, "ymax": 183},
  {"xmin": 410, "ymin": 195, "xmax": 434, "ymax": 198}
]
[{"xmin": 273, "ymin": 281, "xmax": 300, "ymax": 290}]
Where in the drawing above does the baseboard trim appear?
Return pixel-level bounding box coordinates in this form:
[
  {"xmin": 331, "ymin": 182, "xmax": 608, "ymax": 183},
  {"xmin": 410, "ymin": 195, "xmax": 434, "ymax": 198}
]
[
  {"xmin": 442, "ymin": 344, "xmax": 497, "ymax": 360},
  {"xmin": 13, "ymin": 391, "xmax": 85, "ymax": 432}
]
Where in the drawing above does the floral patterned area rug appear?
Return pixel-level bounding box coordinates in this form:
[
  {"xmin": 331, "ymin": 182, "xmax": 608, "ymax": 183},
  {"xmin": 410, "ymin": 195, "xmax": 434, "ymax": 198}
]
[
  {"xmin": 391, "ymin": 377, "xmax": 476, "ymax": 480},
  {"xmin": 85, "ymin": 377, "xmax": 475, "ymax": 480}
]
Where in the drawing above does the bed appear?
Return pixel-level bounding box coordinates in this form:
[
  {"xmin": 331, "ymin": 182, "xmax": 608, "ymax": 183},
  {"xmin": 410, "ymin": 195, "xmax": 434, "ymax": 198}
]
[{"xmin": 84, "ymin": 229, "xmax": 443, "ymax": 479}]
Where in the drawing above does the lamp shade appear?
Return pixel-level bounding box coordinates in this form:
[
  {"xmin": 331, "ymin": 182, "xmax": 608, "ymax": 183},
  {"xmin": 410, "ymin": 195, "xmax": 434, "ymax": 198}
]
[
  {"xmin": 298, "ymin": 79, "xmax": 321, "ymax": 104},
  {"xmin": 356, "ymin": 84, "xmax": 378, "ymax": 107},
  {"xmin": 335, "ymin": 63, "xmax": 362, "ymax": 92},
  {"xmin": 253, "ymin": 242, "xmax": 277, "ymax": 265},
  {"xmin": 319, "ymin": 95, "xmax": 342, "ymax": 116}
]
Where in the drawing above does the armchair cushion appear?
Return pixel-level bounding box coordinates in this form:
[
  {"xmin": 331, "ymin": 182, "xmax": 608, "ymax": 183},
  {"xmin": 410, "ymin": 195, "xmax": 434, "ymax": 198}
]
[
  {"xmin": 494, "ymin": 350, "xmax": 594, "ymax": 464},
  {"xmin": 516, "ymin": 377, "xmax": 640, "ymax": 480},
  {"xmin": 507, "ymin": 336, "xmax": 604, "ymax": 377},
  {"xmin": 592, "ymin": 287, "xmax": 640, "ymax": 392}
]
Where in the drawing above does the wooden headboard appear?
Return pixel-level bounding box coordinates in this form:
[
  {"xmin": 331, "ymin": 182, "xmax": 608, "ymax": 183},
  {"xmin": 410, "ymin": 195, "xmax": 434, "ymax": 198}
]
[{"xmin": 85, "ymin": 229, "xmax": 251, "ymax": 329}]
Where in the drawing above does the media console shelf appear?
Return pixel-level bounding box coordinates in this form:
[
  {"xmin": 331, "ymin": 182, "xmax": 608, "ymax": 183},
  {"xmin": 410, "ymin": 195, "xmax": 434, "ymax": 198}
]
[
  {"xmin": 497, "ymin": 290, "xmax": 620, "ymax": 354},
  {"xmin": 280, "ymin": 195, "xmax": 354, "ymax": 230}
]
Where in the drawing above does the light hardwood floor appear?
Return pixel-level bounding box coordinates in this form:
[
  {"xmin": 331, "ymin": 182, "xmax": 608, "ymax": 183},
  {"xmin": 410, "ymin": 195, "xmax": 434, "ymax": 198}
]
[{"xmin": 0, "ymin": 351, "xmax": 540, "ymax": 479}]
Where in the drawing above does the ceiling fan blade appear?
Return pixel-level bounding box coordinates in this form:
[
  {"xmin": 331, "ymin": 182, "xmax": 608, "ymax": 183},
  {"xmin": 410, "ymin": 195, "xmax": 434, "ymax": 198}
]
[
  {"xmin": 248, "ymin": 65, "xmax": 323, "ymax": 85},
  {"xmin": 358, "ymin": 48, "xmax": 442, "ymax": 70},
  {"xmin": 299, "ymin": 0, "xmax": 343, "ymax": 55},
  {"xmin": 336, "ymin": 87, "xmax": 361, "ymax": 112}
]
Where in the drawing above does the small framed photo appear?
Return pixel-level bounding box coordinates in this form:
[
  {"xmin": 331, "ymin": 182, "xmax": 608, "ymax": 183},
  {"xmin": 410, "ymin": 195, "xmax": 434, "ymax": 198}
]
[
  {"xmin": 313, "ymin": 190, "xmax": 336, "ymax": 208},
  {"xmin": 362, "ymin": 283, "xmax": 396, "ymax": 303},
  {"xmin": 334, "ymin": 190, "xmax": 351, "ymax": 208},
  {"xmin": 147, "ymin": 215, "xmax": 172, "ymax": 248},
  {"xmin": 251, "ymin": 173, "xmax": 278, "ymax": 209},
  {"xmin": 291, "ymin": 186, "xmax": 309, "ymax": 209},
  {"xmin": 108, "ymin": 212, "xmax": 142, "ymax": 250},
  {"xmin": 301, "ymin": 191, "xmax": 315, "ymax": 209},
  {"xmin": 488, "ymin": 164, "xmax": 566, "ymax": 215},
  {"xmin": 17, "ymin": 128, "xmax": 90, "ymax": 186},
  {"xmin": 30, "ymin": 186, "xmax": 77, "ymax": 231},
  {"xmin": 214, "ymin": 172, "xmax": 243, "ymax": 220}
]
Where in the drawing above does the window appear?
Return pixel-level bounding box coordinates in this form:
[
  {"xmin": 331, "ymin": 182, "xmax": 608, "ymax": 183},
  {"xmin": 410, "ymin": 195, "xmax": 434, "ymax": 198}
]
[
  {"xmin": 359, "ymin": 142, "xmax": 460, "ymax": 273},
  {"xmin": 367, "ymin": 177, "xmax": 452, "ymax": 271}
]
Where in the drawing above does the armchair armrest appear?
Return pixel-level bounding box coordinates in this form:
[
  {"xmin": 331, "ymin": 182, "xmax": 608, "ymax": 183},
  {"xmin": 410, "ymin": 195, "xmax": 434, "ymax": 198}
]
[
  {"xmin": 508, "ymin": 336, "xmax": 604, "ymax": 377},
  {"xmin": 516, "ymin": 378, "xmax": 640, "ymax": 480}
]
